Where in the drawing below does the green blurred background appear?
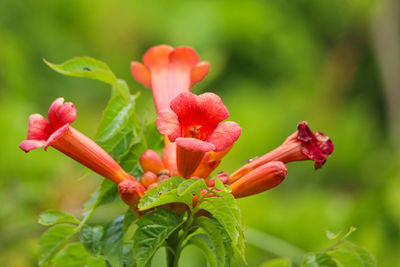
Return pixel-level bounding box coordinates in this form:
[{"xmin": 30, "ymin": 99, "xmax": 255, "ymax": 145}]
[{"xmin": 1, "ymin": 0, "xmax": 399, "ymax": 266}]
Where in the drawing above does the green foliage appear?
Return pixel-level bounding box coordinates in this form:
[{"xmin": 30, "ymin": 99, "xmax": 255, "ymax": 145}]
[
  {"xmin": 133, "ymin": 208, "xmax": 184, "ymax": 267},
  {"xmin": 263, "ymin": 228, "xmax": 376, "ymax": 267},
  {"xmin": 39, "ymin": 224, "xmax": 77, "ymax": 266},
  {"xmin": 39, "ymin": 211, "xmax": 80, "ymax": 226},
  {"xmin": 80, "ymin": 225, "xmax": 104, "ymax": 256}
]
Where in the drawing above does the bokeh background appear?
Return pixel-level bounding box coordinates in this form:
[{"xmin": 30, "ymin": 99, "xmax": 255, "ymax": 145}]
[{"xmin": 1, "ymin": 0, "xmax": 399, "ymax": 266}]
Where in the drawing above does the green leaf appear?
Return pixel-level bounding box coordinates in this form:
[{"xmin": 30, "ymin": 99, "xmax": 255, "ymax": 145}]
[
  {"xmin": 210, "ymin": 217, "xmax": 234, "ymax": 267},
  {"xmin": 80, "ymin": 225, "xmax": 104, "ymax": 256},
  {"xmin": 83, "ymin": 179, "xmax": 119, "ymax": 219},
  {"xmin": 302, "ymin": 253, "xmax": 337, "ymax": 267},
  {"xmin": 123, "ymin": 242, "xmax": 137, "ymax": 267},
  {"xmin": 260, "ymin": 258, "xmax": 292, "ymax": 267},
  {"xmin": 177, "ymin": 179, "xmax": 208, "ymax": 197},
  {"xmin": 142, "ymin": 121, "xmax": 164, "ymax": 151},
  {"xmin": 138, "ymin": 177, "xmax": 192, "ymax": 211},
  {"xmin": 102, "ymin": 215, "xmax": 125, "ymax": 267},
  {"xmin": 187, "ymin": 233, "xmax": 219, "ymax": 267},
  {"xmin": 123, "ymin": 208, "xmax": 137, "ymax": 233},
  {"xmin": 38, "ymin": 224, "xmax": 77, "ymax": 266},
  {"xmin": 193, "ymin": 217, "xmax": 226, "ymax": 267},
  {"xmin": 53, "ymin": 243, "xmax": 106, "ymax": 267},
  {"xmin": 38, "ymin": 210, "xmax": 80, "ymax": 226},
  {"xmin": 118, "ymin": 138, "xmax": 146, "ymax": 177},
  {"xmin": 133, "ymin": 208, "xmax": 184, "ymax": 267},
  {"xmin": 325, "ymin": 229, "xmax": 342, "ymax": 240},
  {"xmin": 328, "ymin": 242, "xmax": 376, "ymax": 267},
  {"xmin": 44, "ymin": 56, "xmax": 129, "ymax": 99},
  {"xmin": 95, "ymin": 87, "xmax": 138, "ymax": 145},
  {"xmin": 196, "ymin": 191, "xmax": 245, "ymax": 261}
]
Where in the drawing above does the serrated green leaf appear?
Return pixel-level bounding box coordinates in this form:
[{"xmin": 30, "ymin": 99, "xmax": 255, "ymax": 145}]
[
  {"xmin": 38, "ymin": 224, "xmax": 77, "ymax": 266},
  {"xmin": 53, "ymin": 243, "xmax": 106, "ymax": 267},
  {"xmin": 118, "ymin": 139, "xmax": 146, "ymax": 177},
  {"xmin": 102, "ymin": 215, "xmax": 125, "ymax": 267},
  {"xmin": 260, "ymin": 258, "xmax": 292, "ymax": 267},
  {"xmin": 138, "ymin": 177, "xmax": 188, "ymax": 210},
  {"xmin": 177, "ymin": 179, "xmax": 208, "ymax": 197},
  {"xmin": 302, "ymin": 253, "xmax": 337, "ymax": 267},
  {"xmin": 80, "ymin": 225, "xmax": 104, "ymax": 256},
  {"xmin": 44, "ymin": 57, "xmax": 129, "ymax": 99},
  {"xmin": 193, "ymin": 217, "xmax": 226, "ymax": 267},
  {"xmin": 142, "ymin": 121, "xmax": 164, "ymax": 151},
  {"xmin": 328, "ymin": 242, "xmax": 376, "ymax": 267},
  {"xmin": 133, "ymin": 208, "xmax": 184, "ymax": 267},
  {"xmin": 95, "ymin": 87, "xmax": 137, "ymax": 144},
  {"xmin": 210, "ymin": 217, "xmax": 234, "ymax": 267},
  {"xmin": 38, "ymin": 210, "xmax": 80, "ymax": 226},
  {"xmin": 188, "ymin": 233, "xmax": 219, "ymax": 267},
  {"xmin": 196, "ymin": 191, "xmax": 245, "ymax": 261},
  {"xmin": 122, "ymin": 242, "xmax": 137, "ymax": 267}
]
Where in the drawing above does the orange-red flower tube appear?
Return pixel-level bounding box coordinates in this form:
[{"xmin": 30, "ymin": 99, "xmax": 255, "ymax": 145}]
[
  {"xmin": 131, "ymin": 45, "xmax": 209, "ymax": 112},
  {"xmin": 228, "ymin": 121, "xmax": 333, "ymax": 184},
  {"xmin": 230, "ymin": 161, "xmax": 287, "ymax": 198},
  {"xmin": 19, "ymin": 98, "xmax": 143, "ymax": 187}
]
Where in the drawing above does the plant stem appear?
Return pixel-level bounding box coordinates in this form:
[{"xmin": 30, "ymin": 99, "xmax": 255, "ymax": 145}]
[{"xmin": 166, "ymin": 212, "xmax": 195, "ymax": 267}]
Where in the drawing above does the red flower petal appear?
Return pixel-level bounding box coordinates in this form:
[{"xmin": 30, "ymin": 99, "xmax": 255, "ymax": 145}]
[
  {"xmin": 191, "ymin": 61, "xmax": 210, "ymax": 86},
  {"xmin": 26, "ymin": 114, "xmax": 52, "ymax": 140},
  {"xmin": 197, "ymin": 92, "xmax": 229, "ymax": 126},
  {"xmin": 143, "ymin": 44, "xmax": 173, "ymax": 70},
  {"xmin": 169, "ymin": 47, "xmax": 199, "ymax": 69},
  {"xmin": 48, "ymin": 97, "xmax": 64, "ymax": 127},
  {"xmin": 131, "ymin": 61, "xmax": 151, "ymax": 88},
  {"xmin": 176, "ymin": 137, "xmax": 215, "ymax": 152},
  {"xmin": 169, "ymin": 92, "xmax": 197, "ymax": 123},
  {"xmin": 315, "ymin": 131, "xmax": 334, "ymax": 156},
  {"xmin": 157, "ymin": 110, "xmax": 181, "ymax": 142},
  {"xmin": 56, "ymin": 102, "xmax": 77, "ymax": 126},
  {"xmin": 19, "ymin": 140, "xmax": 46, "ymax": 152},
  {"xmin": 206, "ymin": 121, "xmax": 241, "ymax": 152}
]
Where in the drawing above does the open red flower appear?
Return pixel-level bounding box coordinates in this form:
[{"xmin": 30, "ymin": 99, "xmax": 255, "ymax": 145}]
[
  {"xmin": 157, "ymin": 92, "xmax": 241, "ymax": 178},
  {"xmin": 131, "ymin": 45, "xmax": 209, "ymax": 112},
  {"xmin": 19, "ymin": 98, "xmax": 143, "ymax": 187},
  {"xmin": 228, "ymin": 121, "xmax": 333, "ymax": 184}
]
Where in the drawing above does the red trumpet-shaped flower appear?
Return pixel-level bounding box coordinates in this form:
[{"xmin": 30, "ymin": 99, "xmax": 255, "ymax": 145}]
[
  {"xmin": 131, "ymin": 45, "xmax": 209, "ymax": 112},
  {"xmin": 19, "ymin": 98, "xmax": 144, "ymax": 187},
  {"xmin": 228, "ymin": 121, "xmax": 333, "ymax": 184},
  {"xmin": 157, "ymin": 92, "xmax": 241, "ymax": 178},
  {"xmin": 229, "ymin": 161, "xmax": 287, "ymax": 198}
]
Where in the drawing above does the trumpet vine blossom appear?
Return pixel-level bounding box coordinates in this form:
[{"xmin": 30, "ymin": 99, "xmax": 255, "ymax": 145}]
[
  {"xmin": 19, "ymin": 98, "xmax": 144, "ymax": 190},
  {"xmin": 131, "ymin": 45, "xmax": 209, "ymax": 112},
  {"xmin": 157, "ymin": 92, "xmax": 241, "ymax": 178}
]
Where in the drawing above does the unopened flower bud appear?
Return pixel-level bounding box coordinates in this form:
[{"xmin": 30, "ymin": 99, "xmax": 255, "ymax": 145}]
[
  {"xmin": 230, "ymin": 161, "xmax": 287, "ymax": 198},
  {"xmin": 139, "ymin": 149, "xmax": 164, "ymax": 174},
  {"xmin": 141, "ymin": 171, "xmax": 158, "ymax": 188}
]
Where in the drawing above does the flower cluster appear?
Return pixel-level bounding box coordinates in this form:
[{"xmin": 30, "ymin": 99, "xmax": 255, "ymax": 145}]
[{"xmin": 20, "ymin": 45, "xmax": 333, "ymax": 214}]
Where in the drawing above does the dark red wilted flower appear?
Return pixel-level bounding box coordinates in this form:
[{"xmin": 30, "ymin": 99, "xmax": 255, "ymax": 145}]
[
  {"xmin": 157, "ymin": 92, "xmax": 241, "ymax": 178},
  {"xmin": 19, "ymin": 98, "xmax": 144, "ymax": 187},
  {"xmin": 228, "ymin": 121, "xmax": 333, "ymax": 184},
  {"xmin": 131, "ymin": 45, "xmax": 209, "ymax": 112}
]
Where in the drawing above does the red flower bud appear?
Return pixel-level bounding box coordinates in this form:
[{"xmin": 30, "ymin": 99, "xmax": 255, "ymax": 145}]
[
  {"xmin": 230, "ymin": 161, "xmax": 287, "ymax": 198},
  {"xmin": 139, "ymin": 149, "xmax": 164, "ymax": 174}
]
